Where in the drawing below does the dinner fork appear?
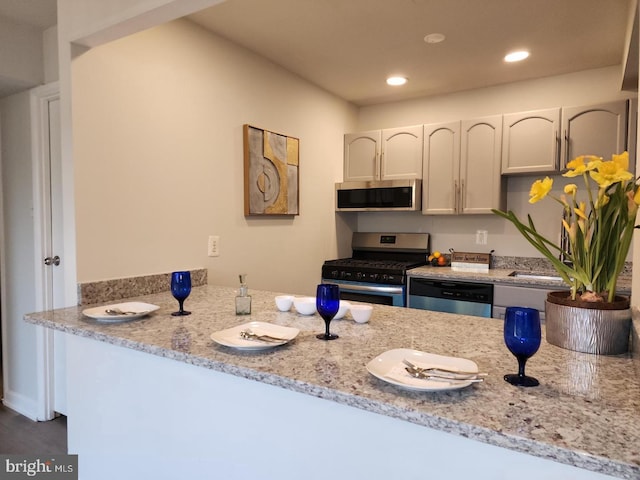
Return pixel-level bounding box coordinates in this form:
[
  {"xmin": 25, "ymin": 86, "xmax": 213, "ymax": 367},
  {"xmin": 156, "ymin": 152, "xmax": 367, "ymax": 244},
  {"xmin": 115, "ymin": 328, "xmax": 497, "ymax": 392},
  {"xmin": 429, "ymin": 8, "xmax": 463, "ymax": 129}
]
[
  {"xmin": 239, "ymin": 330, "xmax": 288, "ymax": 343},
  {"xmin": 404, "ymin": 367, "xmax": 484, "ymax": 383},
  {"xmin": 402, "ymin": 359, "xmax": 487, "ymax": 379},
  {"xmin": 105, "ymin": 308, "xmax": 143, "ymax": 315}
]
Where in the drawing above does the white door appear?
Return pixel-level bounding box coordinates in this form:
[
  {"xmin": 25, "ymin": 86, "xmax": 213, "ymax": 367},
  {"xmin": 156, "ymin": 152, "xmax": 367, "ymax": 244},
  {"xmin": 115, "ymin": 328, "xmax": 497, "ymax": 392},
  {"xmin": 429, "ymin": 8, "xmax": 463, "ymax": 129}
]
[
  {"xmin": 42, "ymin": 97, "xmax": 65, "ymax": 308},
  {"xmin": 32, "ymin": 83, "xmax": 66, "ymax": 419},
  {"xmin": 49, "ymin": 97, "xmax": 67, "ymax": 414}
]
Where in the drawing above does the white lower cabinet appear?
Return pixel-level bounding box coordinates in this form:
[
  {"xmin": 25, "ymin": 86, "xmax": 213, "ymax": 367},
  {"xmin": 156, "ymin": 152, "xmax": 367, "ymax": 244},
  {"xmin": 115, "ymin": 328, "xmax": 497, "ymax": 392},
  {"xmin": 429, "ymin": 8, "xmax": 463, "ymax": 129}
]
[{"xmin": 492, "ymin": 284, "xmax": 565, "ymax": 322}]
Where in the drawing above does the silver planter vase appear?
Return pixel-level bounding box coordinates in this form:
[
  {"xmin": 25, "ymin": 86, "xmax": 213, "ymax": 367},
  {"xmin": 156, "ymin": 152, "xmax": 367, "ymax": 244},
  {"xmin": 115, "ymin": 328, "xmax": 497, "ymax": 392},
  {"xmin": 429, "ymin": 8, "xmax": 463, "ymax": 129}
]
[{"xmin": 545, "ymin": 291, "xmax": 631, "ymax": 355}]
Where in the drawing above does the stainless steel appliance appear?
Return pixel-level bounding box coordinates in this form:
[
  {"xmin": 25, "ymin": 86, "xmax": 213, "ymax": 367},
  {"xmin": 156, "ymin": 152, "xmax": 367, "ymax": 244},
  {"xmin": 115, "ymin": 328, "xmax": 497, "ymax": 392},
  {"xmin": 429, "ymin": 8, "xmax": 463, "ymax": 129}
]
[
  {"xmin": 335, "ymin": 179, "xmax": 421, "ymax": 211},
  {"xmin": 407, "ymin": 278, "xmax": 493, "ymax": 318},
  {"xmin": 321, "ymin": 232, "xmax": 429, "ymax": 307}
]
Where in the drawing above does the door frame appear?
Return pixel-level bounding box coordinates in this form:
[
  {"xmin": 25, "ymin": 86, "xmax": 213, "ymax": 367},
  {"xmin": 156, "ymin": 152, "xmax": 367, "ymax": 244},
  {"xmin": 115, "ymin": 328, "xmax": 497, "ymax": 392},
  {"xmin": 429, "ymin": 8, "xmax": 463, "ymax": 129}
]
[{"xmin": 30, "ymin": 82, "xmax": 60, "ymax": 421}]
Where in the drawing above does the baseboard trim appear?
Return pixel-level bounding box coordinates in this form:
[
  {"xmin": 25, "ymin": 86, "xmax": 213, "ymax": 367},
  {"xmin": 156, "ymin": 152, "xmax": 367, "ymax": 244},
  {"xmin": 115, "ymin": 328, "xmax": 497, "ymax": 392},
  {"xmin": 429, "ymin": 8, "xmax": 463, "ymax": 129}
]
[{"xmin": 2, "ymin": 388, "xmax": 39, "ymax": 421}]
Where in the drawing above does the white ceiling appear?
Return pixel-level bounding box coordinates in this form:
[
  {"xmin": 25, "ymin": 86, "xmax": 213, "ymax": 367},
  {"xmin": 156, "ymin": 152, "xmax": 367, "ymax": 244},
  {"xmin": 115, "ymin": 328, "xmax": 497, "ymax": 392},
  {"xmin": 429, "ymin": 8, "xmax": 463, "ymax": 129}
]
[
  {"xmin": 187, "ymin": 0, "xmax": 637, "ymax": 106},
  {"xmin": 0, "ymin": 0, "xmax": 636, "ymax": 106}
]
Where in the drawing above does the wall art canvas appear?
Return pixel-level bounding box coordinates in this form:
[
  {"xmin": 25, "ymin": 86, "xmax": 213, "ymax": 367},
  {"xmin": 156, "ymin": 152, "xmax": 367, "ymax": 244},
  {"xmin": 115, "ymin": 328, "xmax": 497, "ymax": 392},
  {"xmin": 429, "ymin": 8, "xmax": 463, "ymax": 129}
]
[{"xmin": 243, "ymin": 124, "xmax": 299, "ymax": 216}]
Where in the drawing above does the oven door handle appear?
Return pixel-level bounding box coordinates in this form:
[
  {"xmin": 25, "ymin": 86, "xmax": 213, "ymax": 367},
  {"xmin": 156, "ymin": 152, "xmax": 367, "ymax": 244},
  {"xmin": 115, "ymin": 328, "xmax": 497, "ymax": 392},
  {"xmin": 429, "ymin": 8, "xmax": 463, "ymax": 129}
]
[{"xmin": 323, "ymin": 281, "xmax": 403, "ymax": 295}]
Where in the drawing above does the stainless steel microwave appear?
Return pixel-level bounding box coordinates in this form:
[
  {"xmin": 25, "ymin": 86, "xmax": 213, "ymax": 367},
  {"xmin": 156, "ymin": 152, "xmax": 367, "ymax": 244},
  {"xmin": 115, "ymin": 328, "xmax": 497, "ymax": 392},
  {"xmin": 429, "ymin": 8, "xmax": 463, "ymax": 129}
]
[{"xmin": 335, "ymin": 179, "xmax": 422, "ymax": 212}]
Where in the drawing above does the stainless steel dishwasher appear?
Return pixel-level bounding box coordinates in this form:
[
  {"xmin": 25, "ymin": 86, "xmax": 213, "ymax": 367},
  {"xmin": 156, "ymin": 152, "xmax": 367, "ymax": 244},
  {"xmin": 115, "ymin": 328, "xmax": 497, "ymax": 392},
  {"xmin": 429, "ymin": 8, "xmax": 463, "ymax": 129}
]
[{"xmin": 407, "ymin": 278, "xmax": 494, "ymax": 317}]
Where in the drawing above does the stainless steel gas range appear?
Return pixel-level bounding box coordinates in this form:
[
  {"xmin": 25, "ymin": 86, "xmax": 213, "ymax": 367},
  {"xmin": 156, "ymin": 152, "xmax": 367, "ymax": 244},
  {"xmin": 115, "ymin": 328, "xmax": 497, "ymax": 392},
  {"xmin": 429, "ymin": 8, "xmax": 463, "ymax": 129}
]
[{"xmin": 321, "ymin": 232, "xmax": 430, "ymax": 307}]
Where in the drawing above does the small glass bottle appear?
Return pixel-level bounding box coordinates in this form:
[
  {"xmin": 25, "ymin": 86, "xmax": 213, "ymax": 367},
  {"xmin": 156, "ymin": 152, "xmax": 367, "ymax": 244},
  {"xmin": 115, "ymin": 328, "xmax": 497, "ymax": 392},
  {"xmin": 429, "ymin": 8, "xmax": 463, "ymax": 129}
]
[{"xmin": 235, "ymin": 274, "xmax": 251, "ymax": 315}]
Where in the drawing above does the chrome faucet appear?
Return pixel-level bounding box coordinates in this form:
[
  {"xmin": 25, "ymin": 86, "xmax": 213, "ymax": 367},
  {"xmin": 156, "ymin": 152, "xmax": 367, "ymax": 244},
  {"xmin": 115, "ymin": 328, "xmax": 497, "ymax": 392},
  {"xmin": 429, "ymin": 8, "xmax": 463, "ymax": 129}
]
[{"xmin": 559, "ymin": 211, "xmax": 572, "ymax": 266}]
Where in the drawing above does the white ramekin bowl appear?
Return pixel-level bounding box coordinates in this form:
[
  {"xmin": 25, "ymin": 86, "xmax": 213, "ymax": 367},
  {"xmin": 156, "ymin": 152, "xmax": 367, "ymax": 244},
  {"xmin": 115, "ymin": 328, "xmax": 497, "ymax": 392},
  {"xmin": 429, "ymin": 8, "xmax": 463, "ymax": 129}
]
[
  {"xmin": 334, "ymin": 300, "xmax": 351, "ymax": 319},
  {"xmin": 293, "ymin": 296, "xmax": 317, "ymax": 315},
  {"xmin": 350, "ymin": 304, "xmax": 373, "ymax": 323},
  {"xmin": 275, "ymin": 295, "xmax": 295, "ymax": 312}
]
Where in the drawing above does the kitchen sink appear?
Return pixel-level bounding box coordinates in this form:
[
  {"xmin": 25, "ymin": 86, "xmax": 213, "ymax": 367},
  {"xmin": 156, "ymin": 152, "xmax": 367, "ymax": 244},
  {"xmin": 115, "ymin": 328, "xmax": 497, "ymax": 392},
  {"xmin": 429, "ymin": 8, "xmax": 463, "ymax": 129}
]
[{"xmin": 508, "ymin": 271, "xmax": 563, "ymax": 282}]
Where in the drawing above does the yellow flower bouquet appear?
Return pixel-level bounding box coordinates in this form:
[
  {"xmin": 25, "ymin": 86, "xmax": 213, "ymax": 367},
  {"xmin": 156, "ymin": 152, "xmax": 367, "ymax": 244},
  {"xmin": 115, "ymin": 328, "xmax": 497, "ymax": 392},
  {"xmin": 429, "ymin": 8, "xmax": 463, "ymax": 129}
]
[{"xmin": 493, "ymin": 152, "xmax": 639, "ymax": 303}]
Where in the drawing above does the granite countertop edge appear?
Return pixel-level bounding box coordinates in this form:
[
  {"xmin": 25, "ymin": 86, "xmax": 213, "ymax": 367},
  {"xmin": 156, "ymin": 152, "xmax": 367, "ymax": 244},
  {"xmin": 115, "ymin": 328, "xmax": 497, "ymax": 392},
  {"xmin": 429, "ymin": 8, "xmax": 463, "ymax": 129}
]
[
  {"xmin": 29, "ymin": 317, "xmax": 625, "ymax": 477},
  {"xmin": 24, "ymin": 286, "xmax": 640, "ymax": 479}
]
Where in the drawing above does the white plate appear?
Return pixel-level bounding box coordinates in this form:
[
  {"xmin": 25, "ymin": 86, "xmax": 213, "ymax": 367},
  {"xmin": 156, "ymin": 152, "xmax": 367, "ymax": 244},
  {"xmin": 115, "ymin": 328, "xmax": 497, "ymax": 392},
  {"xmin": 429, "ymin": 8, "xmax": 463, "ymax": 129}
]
[
  {"xmin": 210, "ymin": 321, "xmax": 300, "ymax": 351},
  {"xmin": 366, "ymin": 348, "xmax": 479, "ymax": 392},
  {"xmin": 82, "ymin": 302, "xmax": 160, "ymax": 323}
]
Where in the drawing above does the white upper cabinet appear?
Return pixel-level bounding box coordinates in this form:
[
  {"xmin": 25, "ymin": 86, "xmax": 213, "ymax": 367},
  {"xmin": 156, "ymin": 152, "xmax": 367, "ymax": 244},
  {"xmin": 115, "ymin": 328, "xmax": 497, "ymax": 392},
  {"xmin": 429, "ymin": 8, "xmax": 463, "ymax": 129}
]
[
  {"xmin": 560, "ymin": 100, "xmax": 628, "ymax": 167},
  {"xmin": 343, "ymin": 130, "xmax": 380, "ymax": 182},
  {"xmin": 422, "ymin": 121, "xmax": 460, "ymax": 214},
  {"xmin": 344, "ymin": 126, "xmax": 422, "ymax": 182},
  {"xmin": 380, "ymin": 125, "xmax": 423, "ymax": 180},
  {"xmin": 423, "ymin": 115, "xmax": 505, "ymax": 215},
  {"xmin": 501, "ymin": 108, "xmax": 561, "ymax": 175},
  {"xmin": 460, "ymin": 115, "xmax": 505, "ymax": 214}
]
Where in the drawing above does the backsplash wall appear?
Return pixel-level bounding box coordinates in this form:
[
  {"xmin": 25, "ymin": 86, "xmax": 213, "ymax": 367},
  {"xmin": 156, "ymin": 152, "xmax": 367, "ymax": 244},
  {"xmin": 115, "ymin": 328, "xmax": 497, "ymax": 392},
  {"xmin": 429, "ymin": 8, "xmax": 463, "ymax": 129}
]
[{"xmin": 353, "ymin": 175, "xmax": 620, "ymax": 259}]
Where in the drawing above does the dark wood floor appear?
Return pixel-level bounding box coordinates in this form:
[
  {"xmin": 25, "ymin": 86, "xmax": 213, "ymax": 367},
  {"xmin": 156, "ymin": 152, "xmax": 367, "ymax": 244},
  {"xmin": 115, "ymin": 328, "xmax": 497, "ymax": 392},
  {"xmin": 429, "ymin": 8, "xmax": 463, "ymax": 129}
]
[{"xmin": 0, "ymin": 369, "xmax": 68, "ymax": 454}]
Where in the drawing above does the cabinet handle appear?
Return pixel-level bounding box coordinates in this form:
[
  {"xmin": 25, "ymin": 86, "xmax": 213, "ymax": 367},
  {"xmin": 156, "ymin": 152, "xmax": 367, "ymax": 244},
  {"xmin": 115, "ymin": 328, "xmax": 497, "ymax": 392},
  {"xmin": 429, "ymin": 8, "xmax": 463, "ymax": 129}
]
[
  {"xmin": 554, "ymin": 130, "xmax": 560, "ymax": 171},
  {"xmin": 460, "ymin": 179, "xmax": 465, "ymax": 213},
  {"xmin": 377, "ymin": 150, "xmax": 382, "ymax": 180},
  {"xmin": 564, "ymin": 129, "xmax": 569, "ymax": 167},
  {"xmin": 454, "ymin": 180, "xmax": 459, "ymax": 213}
]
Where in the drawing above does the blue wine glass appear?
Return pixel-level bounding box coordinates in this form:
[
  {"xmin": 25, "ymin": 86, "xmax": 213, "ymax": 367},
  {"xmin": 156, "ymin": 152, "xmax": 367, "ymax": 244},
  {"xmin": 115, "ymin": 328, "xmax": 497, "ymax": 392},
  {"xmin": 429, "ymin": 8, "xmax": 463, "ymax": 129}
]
[
  {"xmin": 171, "ymin": 271, "xmax": 192, "ymax": 316},
  {"xmin": 316, "ymin": 284, "xmax": 340, "ymax": 340},
  {"xmin": 503, "ymin": 306, "xmax": 541, "ymax": 387}
]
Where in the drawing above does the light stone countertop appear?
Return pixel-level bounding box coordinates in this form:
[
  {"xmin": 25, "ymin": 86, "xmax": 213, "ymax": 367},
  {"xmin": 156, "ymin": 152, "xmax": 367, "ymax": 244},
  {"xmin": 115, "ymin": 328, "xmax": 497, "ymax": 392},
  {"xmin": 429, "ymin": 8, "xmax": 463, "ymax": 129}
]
[{"xmin": 25, "ymin": 285, "xmax": 640, "ymax": 479}]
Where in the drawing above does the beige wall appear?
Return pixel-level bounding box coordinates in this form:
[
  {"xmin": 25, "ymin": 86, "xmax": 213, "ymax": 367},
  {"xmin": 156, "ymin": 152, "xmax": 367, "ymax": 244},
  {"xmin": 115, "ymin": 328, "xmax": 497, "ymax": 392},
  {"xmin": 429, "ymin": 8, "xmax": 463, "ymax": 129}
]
[
  {"xmin": 353, "ymin": 67, "xmax": 637, "ymax": 258},
  {"xmin": 72, "ymin": 19, "xmax": 357, "ymax": 295}
]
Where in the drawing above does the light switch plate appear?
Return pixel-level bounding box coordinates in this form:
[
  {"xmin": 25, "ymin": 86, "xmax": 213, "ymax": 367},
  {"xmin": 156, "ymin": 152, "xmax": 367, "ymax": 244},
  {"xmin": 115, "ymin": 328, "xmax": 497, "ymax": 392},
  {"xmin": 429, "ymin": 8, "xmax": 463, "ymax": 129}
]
[{"xmin": 208, "ymin": 236, "xmax": 220, "ymax": 257}]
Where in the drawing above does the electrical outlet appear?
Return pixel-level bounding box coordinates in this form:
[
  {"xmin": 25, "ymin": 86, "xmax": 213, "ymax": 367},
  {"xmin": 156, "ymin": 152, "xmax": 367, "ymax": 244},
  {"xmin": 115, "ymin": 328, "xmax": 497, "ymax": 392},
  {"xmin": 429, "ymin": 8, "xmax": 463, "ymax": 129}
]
[
  {"xmin": 475, "ymin": 230, "xmax": 488, "ymax": 245},
  {"xmin": 208, "ymin": 235, "xmax": 220, "ymax": 257}
]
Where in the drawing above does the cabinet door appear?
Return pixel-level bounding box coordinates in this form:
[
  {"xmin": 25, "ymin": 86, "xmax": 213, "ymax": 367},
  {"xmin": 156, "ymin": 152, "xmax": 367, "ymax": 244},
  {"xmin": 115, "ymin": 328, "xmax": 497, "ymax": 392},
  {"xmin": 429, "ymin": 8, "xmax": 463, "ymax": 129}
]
[
  {"xmin": 343, "ymin": 130, "xmax": 381, "ymax": 181},
  {"xmin": 380, "ymin": 125, "xmax": 423, "ymax": 180},
  {"xmin": 422, "ymin": 122, "xmax": 460, "ymax": 215},
  {"xmin": 502, "ymin": 108, "xmax": 561, "ymax": 175},
  {"xmin": 560, "ymin": 100, "xmax": 628, "ymax": 167},
  {"xmin": 460, "ymin": 115, "xmax": 505, "ymax": 214}
]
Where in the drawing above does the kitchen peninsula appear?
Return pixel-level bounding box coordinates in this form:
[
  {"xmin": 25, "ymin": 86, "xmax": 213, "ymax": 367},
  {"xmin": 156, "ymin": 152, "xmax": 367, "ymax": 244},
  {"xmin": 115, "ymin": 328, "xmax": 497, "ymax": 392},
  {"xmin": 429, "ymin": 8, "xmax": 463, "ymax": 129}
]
[{"xmin": 25, "ymin": 285, "xmax": 640, "ymax": 480}]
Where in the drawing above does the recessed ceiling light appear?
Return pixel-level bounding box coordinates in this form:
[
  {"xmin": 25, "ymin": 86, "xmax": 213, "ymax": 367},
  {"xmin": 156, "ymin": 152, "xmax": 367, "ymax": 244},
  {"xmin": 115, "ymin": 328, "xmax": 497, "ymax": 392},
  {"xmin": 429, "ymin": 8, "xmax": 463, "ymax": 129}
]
[
  {"xmin": 386, "ymin": 76, "xmax": 408, "ymax": 86},
  {"xmin": 504, "ymin": 50, "xmax": 530, "ymax": 62},
  {"xmin": 424, "ymin": 33, "xmax": 446, "ymax": 44}
]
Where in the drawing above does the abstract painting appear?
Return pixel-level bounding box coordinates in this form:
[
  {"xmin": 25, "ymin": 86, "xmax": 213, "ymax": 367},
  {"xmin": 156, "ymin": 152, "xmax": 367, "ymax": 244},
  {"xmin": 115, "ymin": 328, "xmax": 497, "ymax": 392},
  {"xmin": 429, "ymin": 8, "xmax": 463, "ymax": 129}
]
[{"xmin": 243, "ymin": 125, "xmax": 299, "ymax": 216}]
